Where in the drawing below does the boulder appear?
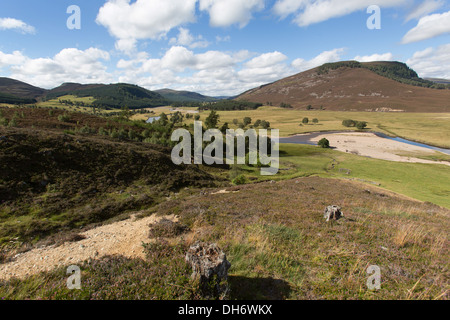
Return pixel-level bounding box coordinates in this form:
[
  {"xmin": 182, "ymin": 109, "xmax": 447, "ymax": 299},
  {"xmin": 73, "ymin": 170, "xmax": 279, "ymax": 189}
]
[{"xmin": 324, "ymin": 205, "xmax": 344, "ymax": 221}]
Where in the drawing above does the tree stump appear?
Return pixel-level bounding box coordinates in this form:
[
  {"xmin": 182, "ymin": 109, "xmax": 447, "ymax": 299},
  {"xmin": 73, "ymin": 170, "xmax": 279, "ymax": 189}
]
[{"xmin": 185, "ymin": 242, "xmax": 231, "ymax": 298}]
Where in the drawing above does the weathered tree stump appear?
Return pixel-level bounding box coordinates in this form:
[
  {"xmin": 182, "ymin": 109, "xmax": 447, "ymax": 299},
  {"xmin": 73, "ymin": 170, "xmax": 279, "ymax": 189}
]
[{"xmin": 185, "ymin": 242, "xmax": 231, "ymax": 298}]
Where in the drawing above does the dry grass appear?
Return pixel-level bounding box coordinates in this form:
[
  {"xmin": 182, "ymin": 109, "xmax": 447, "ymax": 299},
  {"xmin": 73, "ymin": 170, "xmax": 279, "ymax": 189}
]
[{"xmin": 392, "ymin": 223, "xmax": 427, "ymax": 248}]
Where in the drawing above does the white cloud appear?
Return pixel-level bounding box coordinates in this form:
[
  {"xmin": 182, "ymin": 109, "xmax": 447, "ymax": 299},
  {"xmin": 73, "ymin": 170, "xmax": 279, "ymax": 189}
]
[
  {"xmin": 244, "ymin": 52, "xmax": 288, "ymax": 68},
  {"xmin": 0, "ymin": 17, "xmax": 35, "ymax": 34},
  {"xmin": 402, "ymin": 10, "xmax": 450, "ymax": 43},
  {"xmin": 0, "ymin": 50, "xmax": 27, "ymax": 68},
  {"xmin": 137, "ymin": 46, "xmax": 244, "ymax": 75},
  {"xmin": 354, "ymin": 52, "xmax": 394, "ymax": 62},
  {"xmin": 292, "ymin": 48, "xmax": 345, "ymax": 71},
  {"xmin": 4, "ymin": 48, "xmax": 112, "ymax": 88},
  {"xmin": 118, "ymin": 46, "xmax": 350, "ymax": 96},
  {"xmin": 406, "ymin": 44, "xmax": 450, "ymax": 79},
  {"xmin": 96, "ymin": 0, "xmax": 197, "ymax": 53},
  {"xmin": 273, "ymin": 0, "xmax": 308, "ymax": 19},
  {"xmin": 239, "ymin": 51, "xmax": 290, "ymax": 84},
  {"xmin": 199, "ymin": 0, "xmax": 265, "ymax": 28},
  {"xmin": 169, "ymin": 27, "xmax": 210, "ymax": 49},
  {"xmin": 273, "ymin": 0, "xmax": 406, "ymax": 26},
  {"xmin": 405, "ymin": 0, "xmax": 444, "ymax": 22}
]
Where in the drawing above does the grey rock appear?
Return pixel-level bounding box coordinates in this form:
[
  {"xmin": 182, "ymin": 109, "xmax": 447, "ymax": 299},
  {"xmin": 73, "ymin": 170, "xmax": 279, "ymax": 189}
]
[{"xmin": 324, "ymin": 205, "xmax": 344, "ymax": 221}]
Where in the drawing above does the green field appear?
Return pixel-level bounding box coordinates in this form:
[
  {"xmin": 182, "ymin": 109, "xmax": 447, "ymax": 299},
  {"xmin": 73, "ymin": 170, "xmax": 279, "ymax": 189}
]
[
  {"xmin": 234, "ymin": 144, "xmax": 450, "ymax": 209},
  {"xmin": 36, "ymin": 95, "xmax": 97, "ymax": 113}
]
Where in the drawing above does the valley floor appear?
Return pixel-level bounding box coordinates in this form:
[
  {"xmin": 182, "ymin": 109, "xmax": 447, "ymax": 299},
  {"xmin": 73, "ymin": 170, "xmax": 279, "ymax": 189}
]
[{"xmin": 307, "ymin": 132, "xmax": 450, "ymax": 166}]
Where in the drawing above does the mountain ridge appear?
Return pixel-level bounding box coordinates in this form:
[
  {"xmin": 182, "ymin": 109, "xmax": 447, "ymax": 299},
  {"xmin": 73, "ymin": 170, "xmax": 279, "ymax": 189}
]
[{"xmin": 236, "ymin": 61, "xmax": 450, "ymax": 112}]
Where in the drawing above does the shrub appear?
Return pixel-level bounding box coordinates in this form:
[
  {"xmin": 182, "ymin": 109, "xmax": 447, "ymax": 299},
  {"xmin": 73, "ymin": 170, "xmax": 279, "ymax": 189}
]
[
  {"xmin": 58, "ymin": 113, "xmax": 71, "ymax": 122},
  {"xmin": 356, "ymin": 121, "xmax": 368, "ymax": 130},
  {"xmin": 260, "ymin": 120, "xmax": 270, "ymax": 129},
  {"xmin": 280, "ymin": 102, "xmax": 293, "ymax": 109},
  {"xmin": 312, "ymin": 118, "xmax": 319, "ymax": 124},
  {"xmin": 318, "ymin": 138, "xmax": 330, "ymax": 148},
  {"xmin": 342, "ymin": 119, "xmax": 356, "ymax": 127},
  {"xmin": 232, "ymin": 174, "xmax": 247, "ymax": 185},
  {"xmin": 148, "ymin": 219, "xmax": 190, "ymax": 239},
  {"xmin": 8, "ymin": 117, "xmax": 18, "ymax": 127},
  {"xmin": 302, "ymin": 117, "xmax": 309, "ymax": 124}
]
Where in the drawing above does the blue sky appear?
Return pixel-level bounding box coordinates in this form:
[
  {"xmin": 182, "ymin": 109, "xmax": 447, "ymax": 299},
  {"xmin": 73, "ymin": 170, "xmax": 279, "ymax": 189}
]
[{"xmin": 0, "ymin": 0, "xmax": 449, "ymax": 96}]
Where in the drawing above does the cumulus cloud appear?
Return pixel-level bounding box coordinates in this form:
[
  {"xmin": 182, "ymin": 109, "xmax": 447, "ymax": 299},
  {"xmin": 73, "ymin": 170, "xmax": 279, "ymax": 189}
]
[
  {"xmin": 292, "ymin": 48, "xmax": 345, "ymax": 71},
  {"xmin": 0, "ymin": 50, "xmax": 27, "ymax": 68},
  {"xmin": 354, "ymin": 53, "xmax": 394, "ymax": 62},
  {"xmin": 199, "ymin": 0, "xmax": 265, "ymax": 28},
  {"xmin": 273, "ymin": 0, "xmax": 406, "ymax": 26},
  {"xmin": 406, "ymin": 44, "xmax": 450, "ymax": 79},
  {"xmin": 96, "ymin": 0, "xmax": 197, "ymax": 53},
  {"xmin": 238, "ymin": 51, "xmax": 290, "ymax": 83},
  {"xmin": 136, "ymin": 46, "xmax": 244, "ymax": 74},
  {"xmin": 169, "ymin": 27, "xmax": 210, "ymax": 49},
  {"xmin": 244, "ymin": 51, "xmax": 288, "ymax": 69},
  {"xmin": 405, "ymin": 0, "xmax": 444, "ymax": 22},
  {"xmin": 116, "ymin": 46, "xmax": 290, "ymax": 95},
  {"xmin": 0, "ymin": 17, "xmax": 35, "ymax": 34},
  {"xmin": 4, "ymin": 48, "xmax": 112, "ymax": 88},
  {"xmin": 115, "ymin": 46, "xmax": 351, "ymax": 96},
  {"xmin": 402, "ymin": 10, "xmax": 450, "ymax": 43}
]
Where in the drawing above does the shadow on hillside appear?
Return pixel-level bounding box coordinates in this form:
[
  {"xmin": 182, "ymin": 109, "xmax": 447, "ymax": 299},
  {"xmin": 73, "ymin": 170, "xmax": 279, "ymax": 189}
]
[{"xmin": 228, "ymin": 276, "xmax": 291, "ymax": 300}]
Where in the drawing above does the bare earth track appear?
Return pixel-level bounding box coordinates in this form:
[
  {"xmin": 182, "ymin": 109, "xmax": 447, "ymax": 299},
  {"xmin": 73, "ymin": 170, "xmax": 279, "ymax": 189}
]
[{"xmin": 0, "ymin": 214, "xmax": 177, "ymax": 281}]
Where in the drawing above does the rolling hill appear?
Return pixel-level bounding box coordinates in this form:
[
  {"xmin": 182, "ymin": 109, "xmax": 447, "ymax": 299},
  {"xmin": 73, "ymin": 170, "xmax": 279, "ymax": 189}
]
[
  {"xmin": 46, "ymin": 82, "xmax": 106, "ymax": 97},
  {"xmin": 45, "ymin": 83, "xmax": 169, "ymax": 109},
  {"xmin": 0, "ymin": 77, "xmax": 47, "ymax": 100},
  {"xmin": 0, "ymin": 79, "xmax": 169, "ymax": 109},
  {"xmin": 155, "ymin": 88, "xmax": 219, "ymax": 103},
  {"xmin": 237, "ymin": 61, "xmax": 450, "ymax": 112}
]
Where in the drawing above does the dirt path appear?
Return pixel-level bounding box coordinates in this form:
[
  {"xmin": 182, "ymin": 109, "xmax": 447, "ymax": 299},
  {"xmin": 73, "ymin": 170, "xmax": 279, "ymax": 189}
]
[{"xmin": 0, "ymin": 214, "xmax": 176, "ymax": 281}]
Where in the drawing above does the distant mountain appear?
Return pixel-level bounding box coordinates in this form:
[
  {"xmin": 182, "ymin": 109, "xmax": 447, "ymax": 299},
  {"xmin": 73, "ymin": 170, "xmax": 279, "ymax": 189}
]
[
  {"xmin": 237, "ymin": 61, "xmax": 450, "ymax": 112},
  {"xmin": 425, "ymin": 78, "xmax": 450, "ymax": 85},
  {"xmin": 155, "ymin": 88, "xmax": 218, "ymax": 103},
  {"xmin": 0, "ymin": 77, "xmax": 46, "ymax": 99}
]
